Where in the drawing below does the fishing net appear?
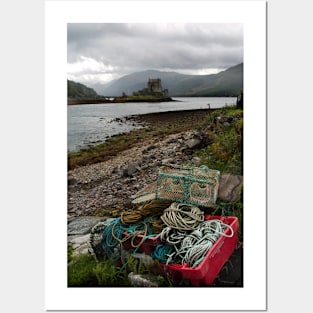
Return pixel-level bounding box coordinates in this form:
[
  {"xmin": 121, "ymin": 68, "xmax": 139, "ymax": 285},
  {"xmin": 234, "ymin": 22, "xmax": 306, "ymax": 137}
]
[{"xmin": 156, "ymin": 164, "xmax": 220, "ymax": 208}]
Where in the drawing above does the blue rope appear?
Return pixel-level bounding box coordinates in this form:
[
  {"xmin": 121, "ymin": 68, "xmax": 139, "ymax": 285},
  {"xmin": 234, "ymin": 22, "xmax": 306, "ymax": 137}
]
[
  {"xmin": 101, "ymin": 218, "xmax": 124, "ymax": 260},
  {"xmin": 151, "ymin": 244, "xmax": 175, "ymax": 264}
]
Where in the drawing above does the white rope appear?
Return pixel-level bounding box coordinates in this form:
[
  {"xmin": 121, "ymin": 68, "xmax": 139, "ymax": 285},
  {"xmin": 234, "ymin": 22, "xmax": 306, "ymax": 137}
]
[
  {"xmin": 159, "ymin": 219, "xmax": 234, "ymax": 267},
  {"xmin": 160, "ymin": 202, "xmax": 204, "ymax": 230}
]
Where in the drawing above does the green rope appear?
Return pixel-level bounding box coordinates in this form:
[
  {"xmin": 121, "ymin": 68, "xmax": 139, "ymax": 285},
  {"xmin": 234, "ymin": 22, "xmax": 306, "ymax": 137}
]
[
  {"xmin": 152, "ymin": 244, "xmax": 175, "ymax": 264},
  {"xmin": 87, "ymin": 217, "xmax": 160, "ymax": 261}
]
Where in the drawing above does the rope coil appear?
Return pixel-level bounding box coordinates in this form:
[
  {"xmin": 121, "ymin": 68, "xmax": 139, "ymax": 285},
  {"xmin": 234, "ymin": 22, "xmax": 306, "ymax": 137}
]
[
  {"xmin": 121, "ymin": 199, "xmax": 171, "ymax": 224},
  {"xmin": 156, "ymin": 219, "xmax": 234, "ymax": 267},
  {"xmin": 88, "ymin": 216, "xmax": 161, "ymax": 261},
  {"xmin": 88, "ymin": 200, "xmax": 234, "ymax": 270},
  {"xmin": 160, "ymin": 202, "xmax": 204, "ymax": 230}
]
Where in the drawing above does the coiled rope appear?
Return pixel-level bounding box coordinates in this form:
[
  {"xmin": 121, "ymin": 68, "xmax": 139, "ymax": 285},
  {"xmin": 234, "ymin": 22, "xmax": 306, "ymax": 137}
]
[
  {"xmin": 88, "ymin": 201, "xmax": 234, "ymax": 269},
  {"xmin": 88, "ymin": 220, "xmax": 110, "ymax": 261},
  {"xmin": 155, "ymin": 219, "xmax": 234, "ymax": 267},
  {"xmin": 88, "ymin": 216, "xmax": 160, "ymax": 261},
  {"xmin": 121, "ymin": 199, "xmax": 171, "ymax": 224},
  {"xmin": 160, "ymin": 202, "xmax": 204, "ymax": 230},
  {"xmin": 180, "ymin": 219, "xmax": 233, "ymax": 267},
  {"xmin": 151, "ymin": 243, "xmax": 175, "ymax": 264}
]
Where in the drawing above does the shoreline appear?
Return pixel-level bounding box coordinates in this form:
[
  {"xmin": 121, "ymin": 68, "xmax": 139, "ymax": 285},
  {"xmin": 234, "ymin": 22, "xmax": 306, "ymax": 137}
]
[
  {"xmin": 69, "ymin": 107, "xmax": 218, "ymax": 153},
  {"xmin": 67, "ymin": 97, "xmax": 175, "ymax": 105},
  {"xmin": 68, "ymin": 108, "xmax": 217, "ymax": 170},
  {"xmin": 128, "ymin": 107, "xmax": 219, "ymax": 124},
  {"xmin": 68, "ymin": 104, "xmax": 243, "ymax": 216}
]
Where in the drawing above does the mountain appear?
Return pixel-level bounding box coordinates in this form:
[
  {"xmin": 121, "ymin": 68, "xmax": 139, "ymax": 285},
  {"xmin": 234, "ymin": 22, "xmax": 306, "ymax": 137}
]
[
  {"xmin": 91, "ymin": 63, "xmax": 243, "ymax": 97},
  {"xmin": 67, "ymin": 79, "xmax": 99, "ymax": 99}
]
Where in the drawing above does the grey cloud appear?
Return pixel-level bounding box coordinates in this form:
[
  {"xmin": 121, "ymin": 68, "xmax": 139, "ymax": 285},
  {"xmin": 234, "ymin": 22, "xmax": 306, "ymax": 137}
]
[{"xmin": 67, "ymin": 23, "xmax": 243, "ymax": 83}]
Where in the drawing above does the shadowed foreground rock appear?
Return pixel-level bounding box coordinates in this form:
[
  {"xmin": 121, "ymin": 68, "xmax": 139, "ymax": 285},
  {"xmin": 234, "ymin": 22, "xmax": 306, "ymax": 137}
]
[
  {"xmin": 218, "ymin": 173, "xmax": 243, "ymax": 202},
  {"xmin": 67, "ymin": 216, "xmax": 105, "ymax": 235}
]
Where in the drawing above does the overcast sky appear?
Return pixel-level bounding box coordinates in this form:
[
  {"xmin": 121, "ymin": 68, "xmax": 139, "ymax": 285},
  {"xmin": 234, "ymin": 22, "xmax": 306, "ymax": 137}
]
[{"xmin": 67, "ymin": 23, "xmax": 243, "ymax": 86}]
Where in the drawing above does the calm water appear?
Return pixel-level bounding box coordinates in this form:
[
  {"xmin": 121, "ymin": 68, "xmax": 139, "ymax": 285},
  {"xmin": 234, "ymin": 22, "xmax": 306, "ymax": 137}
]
[{"xmin": 67, "ymin": 97, "xmax": 237, "ymax": 152}]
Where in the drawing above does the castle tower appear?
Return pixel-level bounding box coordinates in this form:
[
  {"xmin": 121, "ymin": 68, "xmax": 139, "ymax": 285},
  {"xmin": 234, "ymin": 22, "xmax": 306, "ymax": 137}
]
[{"xmin": 147, "ymin": 78, "xmax": 163, "ymax": 93}]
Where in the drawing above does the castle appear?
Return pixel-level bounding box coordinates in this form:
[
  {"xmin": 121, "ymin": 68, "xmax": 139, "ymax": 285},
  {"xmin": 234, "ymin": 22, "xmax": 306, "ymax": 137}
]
[
  {"xmin": 147, "ymin": 78, "xmax": 163, "ymax": 93},
  {"xmin": 133, "ymin": 78, "xmax": 169, "ymax": 97}
]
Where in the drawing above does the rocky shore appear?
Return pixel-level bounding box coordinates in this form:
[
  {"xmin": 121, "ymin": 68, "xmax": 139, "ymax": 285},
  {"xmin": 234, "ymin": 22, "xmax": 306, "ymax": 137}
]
[
  {"xmin": 68, "ymin": 129, "xmax": 201, "ymax": 217},
  {"xmin": 68, "ymin": 96, "xmax": 174, "ymax": 105},
  {"xmin": 68, "ymin": 108, "xmax": 243, "ymax": 218}
]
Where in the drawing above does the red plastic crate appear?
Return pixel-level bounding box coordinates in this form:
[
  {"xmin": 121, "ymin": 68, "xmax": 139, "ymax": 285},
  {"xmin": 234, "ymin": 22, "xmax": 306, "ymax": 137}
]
[
  {"xmin": 121, "ymin": 232, "xmax": 162, "ymax": 255},
  {"xmin": 162, "ymin": 215, "xmax": 239, "ymax": 286}
]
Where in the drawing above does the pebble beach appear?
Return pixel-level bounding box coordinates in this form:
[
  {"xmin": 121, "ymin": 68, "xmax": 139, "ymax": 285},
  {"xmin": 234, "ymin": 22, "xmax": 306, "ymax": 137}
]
[{"xmin": 68, "ymin": 109, "xmax": 215, "ymax": 217}]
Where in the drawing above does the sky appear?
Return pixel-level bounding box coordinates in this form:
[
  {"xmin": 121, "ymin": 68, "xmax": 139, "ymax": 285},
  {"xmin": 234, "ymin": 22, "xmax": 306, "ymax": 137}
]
[{"xmin": 67, "ymin": 23, "xmax": 243, "ymax": 86}]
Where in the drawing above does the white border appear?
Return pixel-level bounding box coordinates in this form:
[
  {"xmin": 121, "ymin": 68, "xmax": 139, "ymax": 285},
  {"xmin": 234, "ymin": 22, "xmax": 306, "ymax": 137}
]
[{"xmin": 45, "ymin": 1, "xmax": 267, "ymax": 311}]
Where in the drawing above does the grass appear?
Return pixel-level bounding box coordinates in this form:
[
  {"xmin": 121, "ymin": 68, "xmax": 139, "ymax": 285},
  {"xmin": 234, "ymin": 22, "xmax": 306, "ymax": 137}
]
[
  {"xmin": 68, "ymin": 254, "xmax": 131, "ymax": 287},
  {"xmin": 194, "ymin": 105, "xmax": 243, "ymax": 240},
  {"xmin": 196, "ymin": 106, "xmax": 243, "ymax": 175},
  {"xmin": 68, "ymin": 252, "xmax": 172, "ymax": 287}
]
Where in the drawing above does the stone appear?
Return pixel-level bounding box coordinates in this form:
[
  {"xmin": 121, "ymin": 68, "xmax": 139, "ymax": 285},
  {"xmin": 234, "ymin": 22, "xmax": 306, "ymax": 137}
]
[
  {"xmin": 67, "ymin": 216, "xmax": 105, "ymax": 235},
  {"xmin": 147, "ymin": 144, "xmax": 157, "ymax": 151},
  {"xmin": 128, "ymin": 272, "xmax": 159, "ymax": 287},
  {"xmin": 72, "ymin": 243, "xmax": 80, "ymax": 249},
  {"xmin": 68, "ymin": 234, "xmax": 91, "ymax": 245},
  {"xmin": 125, "ymin": 161, "xmax": 140, "ymax": 176},
  {"xmin": 67, "ymin": 216, "xmax": 76, "ymax": 224},
  {"xmin": 76, "ymin": 243, "xmax": 89, "ymax": 255},
  {"xmin": 185, "ymin": 138, "xmax": 201, "ymax": 149},
  {"xmin": 68, "ymin": 177, "xmax": 78, "ymax": 185},
  {"xmin": 166, "ymin": 138, "xmax": 177, "ymax": 144},
  {"xmin": 162, "ymin": 158, "xmax": 174, "ymax": 165},
  {"xmin": 191, "ymin": 157, "xmax": 202, "ymax": 166},
  {"xmin": 112, "ymin": 166, "xmax": 119, "ymax": 174},
  {"xmin": 217, "ymin": 173, "xmax": 243, "ymax": 202}
]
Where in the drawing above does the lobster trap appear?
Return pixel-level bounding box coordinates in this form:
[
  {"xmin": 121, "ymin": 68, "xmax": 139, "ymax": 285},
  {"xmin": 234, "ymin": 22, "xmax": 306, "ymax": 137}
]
[{"xmin": 155, "ymin": 164, "xmax": 220, "ymax": 208}]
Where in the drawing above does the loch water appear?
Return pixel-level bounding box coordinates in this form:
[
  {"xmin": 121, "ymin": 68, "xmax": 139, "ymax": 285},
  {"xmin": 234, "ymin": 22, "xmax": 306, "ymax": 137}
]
[{"xmin": 67, "ymin": 97, "xmax": 237, "ymax": 152}]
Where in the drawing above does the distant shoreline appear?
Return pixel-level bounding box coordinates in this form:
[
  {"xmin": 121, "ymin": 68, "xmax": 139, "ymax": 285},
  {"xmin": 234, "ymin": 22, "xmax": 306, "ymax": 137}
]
[
  {"xmin": 67, "ymin": 97, "xmax": 175, "ymax": 105},
  {"xmin": 67, "ymin": 107, "xmax": 218, "ymax": 169}
]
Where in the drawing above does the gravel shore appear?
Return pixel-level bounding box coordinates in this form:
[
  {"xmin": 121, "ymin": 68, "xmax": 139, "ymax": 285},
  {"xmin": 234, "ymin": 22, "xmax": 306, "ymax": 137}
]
[
  {"xmin": 68, "ymin": 109, "xmax": 212, "ymax": 217},
  {"xmin": 68, "ymin": 109, "xmax": 239, "ymax": 217},
  {"xmin": 68, "ymin": 130, "xmax": 201, "ymax": 217}
]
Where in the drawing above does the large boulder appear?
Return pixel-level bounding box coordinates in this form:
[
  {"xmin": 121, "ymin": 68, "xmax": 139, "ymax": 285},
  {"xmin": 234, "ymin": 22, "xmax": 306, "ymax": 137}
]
[
  {"xmin": 67, "ymin": 216, "xmax": 105, "ymax": 235},
  {"xmin": 217, "ymin": 173, "xmax": 243, "ymax": 202},
  {"xmin": 185, "ymin": 138, "xmax": 201, "ymax": 150},
  {"xmin": 123, "ymin": 161, "xmax": 140, "ymax": 177}
]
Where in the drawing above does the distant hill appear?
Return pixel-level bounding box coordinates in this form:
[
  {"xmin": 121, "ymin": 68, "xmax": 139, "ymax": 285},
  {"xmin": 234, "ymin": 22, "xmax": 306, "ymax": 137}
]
[
  {"xmin": 67, "ymin": 80, "xmax": 99, "ymax": 99},
  {"xmin": 91, "ymin": 63, "xmax": 243, "ymax": 97}
]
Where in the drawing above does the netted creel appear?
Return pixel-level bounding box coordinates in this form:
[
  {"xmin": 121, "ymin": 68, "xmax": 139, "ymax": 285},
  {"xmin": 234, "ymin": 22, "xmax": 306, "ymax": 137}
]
[
  {"xmin": 156, "ymin": 164, "xmax": 220, "ymax": 208},
  {"xmin": 131, "ymin": 164, "xmax": 220, "ymax": 207}
]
